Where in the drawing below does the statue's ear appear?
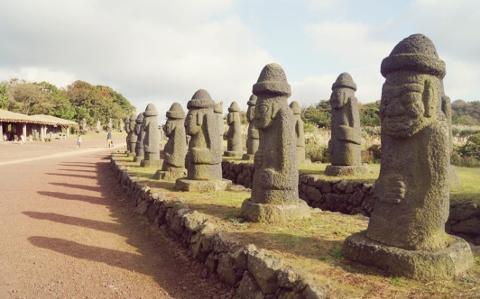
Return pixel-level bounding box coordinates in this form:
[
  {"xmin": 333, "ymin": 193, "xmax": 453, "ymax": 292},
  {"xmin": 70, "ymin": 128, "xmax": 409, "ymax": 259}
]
[
  {"xmin": 196, "ymin": 112, "xmax": 203, "ymax": 126},
  {"xmin": 422, "ymin": 79, "xmax": 435, "ymax": 118}
]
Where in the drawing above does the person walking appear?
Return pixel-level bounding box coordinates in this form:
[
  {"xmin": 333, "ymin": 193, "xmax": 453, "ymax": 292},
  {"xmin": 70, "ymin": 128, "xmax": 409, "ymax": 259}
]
[
  {"xmin": 76, "ymin": 134, "xmax": 82, "ymax": 148},
  {"xmin": 107, "ymin": 131, "xmax": 113, "ymax": 148}
]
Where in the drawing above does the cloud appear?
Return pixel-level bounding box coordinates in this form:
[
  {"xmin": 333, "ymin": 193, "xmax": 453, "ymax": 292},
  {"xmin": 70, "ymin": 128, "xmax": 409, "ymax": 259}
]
[
  {"xmin": 298, "ymin": 21, "xmax": 391, "ymax": 104},
  {"xmin": 409, "ymin": 0, "xmax": 480, "ymax": 100},
  {"xmin": 0, "ymin": 0, "xmax": 272, "ymax": 118}
]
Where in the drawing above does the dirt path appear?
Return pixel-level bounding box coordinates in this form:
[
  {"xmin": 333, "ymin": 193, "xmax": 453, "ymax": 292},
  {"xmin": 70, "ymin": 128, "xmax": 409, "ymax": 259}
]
[{"xmin": 0, "ymin": 143, "xmax": 232, "ymax": 298}]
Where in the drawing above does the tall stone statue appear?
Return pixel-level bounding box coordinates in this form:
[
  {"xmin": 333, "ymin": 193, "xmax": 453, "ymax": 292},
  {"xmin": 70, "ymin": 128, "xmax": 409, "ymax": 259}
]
[
  {"xmin": 154, "ymin": 103, "xmax": 187, "ymax": 180},
  {"xmin": 140, "ymin": 104, "xmax": 161, "ymax": 167},
  {"xmin": 128, "ymin": 114, "xmax": 137, "ymax": 155},
  {"xmin": 242, "ymin": 95, "xmax": 259, "ymax": 160},
  {"xmin": 175, "ymin": 89, "xmax": 231, "ymax": 191},
  {"xmin": 224, "ymin": 101, "xmax": 243, "ymax": 157},
  {"xmin": 108, "ymin": 118, "xmax": 113, "ymax": 131},
  {"xmin": 325, "ymin": 73, "xmax": 366, "ymax": 176},
  {"xmin": 80, "ymin": 118, "xmax": 87, "ymax": 134},
  {"xmin": 95, "ymin": 120, "xmax": 101, "ymax": 133},
  {"xmin": 124, "ymin": 117, "xmax": 131, "ymax": 153},
  {"xmin": 214, "ymin": 102, "xmax": 224, "ymax": 153},
  {"xmin": 240, "ymin": 63, "xmax": 310, "ymax": 223},
  {"xmin": 289, "ymin": 101, "xmax": 306, "ymax": 164},
  {"xmin": 343, "ymin": 34, "xmax": 473, "ymax": 280},
  {"xmin": 134, "ymin": 113, "xmax": 145, "ymax": 162}
]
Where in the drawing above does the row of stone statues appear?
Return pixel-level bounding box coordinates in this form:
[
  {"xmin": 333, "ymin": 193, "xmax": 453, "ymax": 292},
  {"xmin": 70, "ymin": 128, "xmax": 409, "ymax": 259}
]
[{"xmin": 123, "ymin": 33, "xmax": 473, "ymax": 281}]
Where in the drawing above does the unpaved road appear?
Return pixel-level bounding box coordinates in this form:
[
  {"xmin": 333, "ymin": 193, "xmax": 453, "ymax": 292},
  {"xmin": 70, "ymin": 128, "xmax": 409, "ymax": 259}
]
[{"xmin": 0, "ymin": 137, "xmax": 231, "ymax": 298}]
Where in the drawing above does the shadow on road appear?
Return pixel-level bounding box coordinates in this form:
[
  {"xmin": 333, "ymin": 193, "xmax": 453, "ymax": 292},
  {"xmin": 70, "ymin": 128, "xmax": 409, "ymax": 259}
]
[
  {"xmin": 37, "ymin": 191, "xmax": 105, "ymax": 205},
  {"xmin": 23, "ymin": 212, "xmax": 120, "ymax": 232},
  {"xmin": 48, "ymin": 182, "xmax": 101, "ymax": 193},
  {"xmin": 27, "ymin": 155, "xmax": 232, "ymax": 298},
  {"xmin": 44, "ymin": 173, "xmax": 97, "ymax": 180}
]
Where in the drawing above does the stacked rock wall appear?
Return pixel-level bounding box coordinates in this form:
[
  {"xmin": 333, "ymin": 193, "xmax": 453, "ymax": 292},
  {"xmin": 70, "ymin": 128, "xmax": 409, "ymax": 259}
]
[
  {"xmin": 222, "ymin": 161, "xmax": 480, "ymax": 245},
  {"xmin": 111, "ymin": 157, "xmax": 328, "ymax": 298}
]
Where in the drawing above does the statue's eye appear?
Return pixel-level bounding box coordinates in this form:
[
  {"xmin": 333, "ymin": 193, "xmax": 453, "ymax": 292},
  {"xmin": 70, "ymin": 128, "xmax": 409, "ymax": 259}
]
[{"xmin": 257, "ymin": 104, "xmax": 269, "ymax": 113}]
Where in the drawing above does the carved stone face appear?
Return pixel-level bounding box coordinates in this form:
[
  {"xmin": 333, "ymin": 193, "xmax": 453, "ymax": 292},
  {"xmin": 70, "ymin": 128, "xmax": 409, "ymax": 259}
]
[
  {"xmin": 330, "ymin": 89, "xmax": 348, "ymax": 109},
  {"xmin": 164, "ymin": 119, "xmax": 174, "ymax": 136},
  {"xmin": 253, "ymin": 97, "xmax": 274, "ymax": 129},
  {"xmin": 380, "ymin": 73, "xmax": 437, "ymax": 138},
  {"xmin": 246, "ymin": 105, "xmax": 255, "ymax": 122},
  {"xmin": 185, "ymin": 110, "xmax": 201, "ymax": 136}
]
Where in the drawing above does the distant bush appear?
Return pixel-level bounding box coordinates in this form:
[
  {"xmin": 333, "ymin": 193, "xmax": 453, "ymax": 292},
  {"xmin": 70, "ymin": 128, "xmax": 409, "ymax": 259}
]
[
  {"xmin": 452, "ymin": 133, "xmax": 480, "ymax": 167},
  {"xmin": 305, "ymin": 138, "xmax": 329, "ymax": 163}
]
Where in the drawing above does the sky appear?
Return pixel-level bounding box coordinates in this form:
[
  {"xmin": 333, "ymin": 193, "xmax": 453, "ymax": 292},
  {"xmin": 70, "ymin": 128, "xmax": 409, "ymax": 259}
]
[{"xmin": 0, "ymin": 0, "xmax": 479, "ymax": 117}]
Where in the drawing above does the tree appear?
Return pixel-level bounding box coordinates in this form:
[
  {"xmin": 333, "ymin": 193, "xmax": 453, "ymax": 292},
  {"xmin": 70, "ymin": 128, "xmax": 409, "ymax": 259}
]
[
  {"xmin": 302, "ymin": 100, "xmax": 331, "ymax": 128},
  {"xmin": 0, "ymin": 82, "xmax": 8, "ymax": 109},
  {"xmin": 360, "ymin": 101, "xmax": 380, "ymax": 127},
  {"xmin": 9, "ymin": 83, "xmax": 50, "ymax": 115}
]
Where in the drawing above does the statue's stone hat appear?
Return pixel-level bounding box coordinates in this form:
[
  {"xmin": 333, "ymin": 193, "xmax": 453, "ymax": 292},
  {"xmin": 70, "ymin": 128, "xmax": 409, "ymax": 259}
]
[
  {"xmin": 187, "ymin": 89, "xmax": 215, "ymax": 109},
  {"xmin": 247, "ymin": 95, "xmax": 257, "ymax": 106},
  {"xmin": 228, "ymin": 101, "xmax": 240, "ymax": 112},
  {"xmin": 136, "ymin": 112, "xmax": 144, "ymax": 123},
  {"xmin": 289, "ymin": 101, "xmax": 301, "ymax": 115},
  {"xmin": 253, "ymin": 63, "xmax": 291, "ymax": 96},
  {"xmin": 332, "ymin": 72, "xmax": 357, "ymax": 91},
  {"xmin": 144, "ymin": 103, "xmax": 158, "ymax": 117},
  {"xmin": 166, "ymin": 102, "xmax": 185, "ymax": 119},
  {"xmin": 381, "ymin": 34, "xmax": 446, "ymax": 79}
]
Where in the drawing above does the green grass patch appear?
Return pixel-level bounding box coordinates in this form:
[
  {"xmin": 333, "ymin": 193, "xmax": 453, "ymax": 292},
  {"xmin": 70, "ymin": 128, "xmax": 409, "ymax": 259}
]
[{"xmin": 113, "ymin": 153, "xmax": 480, "ymax": 298}]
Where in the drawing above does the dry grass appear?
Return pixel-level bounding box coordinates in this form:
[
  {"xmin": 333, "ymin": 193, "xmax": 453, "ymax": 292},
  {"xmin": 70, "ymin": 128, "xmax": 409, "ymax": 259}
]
[{"xmin": 114, "ymin": 153, "xmax": 480, "ymax": 299}]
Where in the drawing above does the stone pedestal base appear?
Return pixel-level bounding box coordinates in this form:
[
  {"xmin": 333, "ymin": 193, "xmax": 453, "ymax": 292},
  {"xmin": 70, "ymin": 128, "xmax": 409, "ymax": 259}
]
[
  {"xmin": 154, "ymin": 168, "xmax": 187, "ymax": 181},
  {"xmin": 224, "ymin": 151, "xmax": 242, "ymax": 157},
  {"xmin": 342, "ymin": 231, "xmax": 473, "ymax": 280},
  {"xmin": 134, "ymin": 156, "xmax": 144, "ymax": 163},
  {"xmin": 240, "ymin": 198, "xmax": 311, "ymax": 223},
  {"xmin": 242, "ymin": 154, "xmax": 255, "ymax": 160},
  {"xmin": 175, "ymin": 178, "xmax": 232, "ymax": 192},
  {"xmin": 325, "ymin": 165, "xmax": 368, "ymax": 176},
  {"xmin": 140, "ymin": 159, "xmax": 163, "ymax": 168}
]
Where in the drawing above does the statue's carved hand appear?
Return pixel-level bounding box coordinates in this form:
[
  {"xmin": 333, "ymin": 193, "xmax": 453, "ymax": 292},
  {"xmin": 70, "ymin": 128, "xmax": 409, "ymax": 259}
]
[
  {"xmin": 377, "ymin": 174, "xmax": 406, "ymax": 204},
  {"xmin": 260, "ymin": 168, "xmax": 275, "ymax": 188}
]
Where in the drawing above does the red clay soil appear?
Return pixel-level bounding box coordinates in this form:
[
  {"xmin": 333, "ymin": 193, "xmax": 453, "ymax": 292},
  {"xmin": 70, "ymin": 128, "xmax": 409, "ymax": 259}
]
[{"xmin": 0, "ymin": 141, "xmax": 233, "ymax": 298}]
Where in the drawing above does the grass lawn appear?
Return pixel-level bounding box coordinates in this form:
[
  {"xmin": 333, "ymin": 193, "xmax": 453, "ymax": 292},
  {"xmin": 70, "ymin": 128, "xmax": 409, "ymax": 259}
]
[{"xmin": 114, "ymin": 153, "xmax": 480, "ymax": 298}]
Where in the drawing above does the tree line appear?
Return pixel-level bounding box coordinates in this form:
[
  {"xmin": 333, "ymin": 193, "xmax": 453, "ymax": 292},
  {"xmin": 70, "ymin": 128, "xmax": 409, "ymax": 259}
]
[
  {"xmin": 0, "ymin": 79, "xmax": 134, "ymax": 128},
  {"xmin": 303, "ymin": 99, "xmax": 480, "ymax": 128}
]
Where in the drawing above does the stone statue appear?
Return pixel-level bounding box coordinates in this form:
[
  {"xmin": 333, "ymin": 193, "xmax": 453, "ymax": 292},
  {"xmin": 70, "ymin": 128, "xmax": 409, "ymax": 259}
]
[
  {"xmin": 214, "ymin": 102, "xmax": 224, "ymax": 153},
  {"xmin": 140, "ymin": 104, "xmax": 161, "ymax": 167},
  {"xmin": 224, "ymin": 101, "xmax": 243, "ymax": 157},
  {"xmin": 343, "ymin": 34, "xmax": 473, "ymax": 280},
  {"xmin": 325, "ymin": 73, "xmax": 367, "ymax": 176},
  {"xmin": 128, "ymin": 114, "xmax": 137, "ymax": 155},
  {"xmin": 134, "ymin": 113, "xmax": 145, "ymax": 162},
  {"xmin": 240, "ymin": 63, "xmax": 310, "ymax": 223},
  {"xmin": 95, "ymin": 120, "xmax": 101, "ymax": 133},
  {"xmin": 154, "ymin": 103, "xmax": 187, "ymax": 180},
  {"xmin": 108, "ymin": 118, "xmax": 113, "ymax": 131},
  {"xmin": 124, "ymin": 117, "xmax": 131, "ymax": 153},
  {"xmin": 289, "ymin": 101, "xmax": 306, "ymax": 164},
  {"xmin": 175, "ymin": 89, "xmax": 231, "ymax": 191},
  {"xmin": 80, "ymin": 118, "xmax": 87, "ymax": 134},
  {"xmin": 242, "ymin": 95, "xmax": 259, "ymax": 160}
]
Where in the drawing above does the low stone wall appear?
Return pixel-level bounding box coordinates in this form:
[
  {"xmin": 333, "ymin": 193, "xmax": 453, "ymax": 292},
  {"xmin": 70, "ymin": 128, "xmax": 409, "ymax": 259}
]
[
  {"xmin": 447, "ymin": 201, "xmax": 480, "ymax": 245},
  {"xmin": 222, "ymin": 161, "xmax": 480, "ymax": 245},
  {"xmin": 111, "ymin": 157, "xmax": 328, "ymax": 299}
]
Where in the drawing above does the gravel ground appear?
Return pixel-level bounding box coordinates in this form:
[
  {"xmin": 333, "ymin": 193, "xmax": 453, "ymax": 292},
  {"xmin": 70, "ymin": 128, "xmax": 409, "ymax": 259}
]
[{"xmin": 0, "ymin": 136, "xmax": 232, "ymax": 298}]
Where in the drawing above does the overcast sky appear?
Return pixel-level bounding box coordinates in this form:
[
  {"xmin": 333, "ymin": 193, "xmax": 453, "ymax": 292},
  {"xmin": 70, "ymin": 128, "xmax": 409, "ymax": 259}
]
[{"xmin": 0, "ymin": 0, "xmax": 478, "ymax": 116}]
